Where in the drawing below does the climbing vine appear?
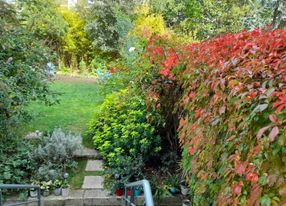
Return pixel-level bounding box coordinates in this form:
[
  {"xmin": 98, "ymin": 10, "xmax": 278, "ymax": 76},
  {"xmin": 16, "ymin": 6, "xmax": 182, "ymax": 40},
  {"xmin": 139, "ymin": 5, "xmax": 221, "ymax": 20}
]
[{"xmin": 144, "ymin": 29, "xmax": 286, "ymax": 205}]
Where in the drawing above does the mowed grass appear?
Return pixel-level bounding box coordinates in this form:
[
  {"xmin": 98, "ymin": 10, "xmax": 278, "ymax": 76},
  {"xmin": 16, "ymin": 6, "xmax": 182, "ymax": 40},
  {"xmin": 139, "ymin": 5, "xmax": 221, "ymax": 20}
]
[{"xmin": 19, "ymin": 78, "xmax": 104, "ymax": 137}]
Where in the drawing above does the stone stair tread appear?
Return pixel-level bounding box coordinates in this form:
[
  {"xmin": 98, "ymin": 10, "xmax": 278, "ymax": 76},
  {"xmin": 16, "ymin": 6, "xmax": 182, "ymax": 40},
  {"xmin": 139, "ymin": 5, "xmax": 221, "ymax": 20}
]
[
  {"xmin": 74, "ymin": 147, "xmax": 101, "ymax": 159},
  {"xmin": 82, "ymin": 176, "xmax": 104, "ymax": 189},
  {"xmin": 84, "ymin": 189, "xmax": 110, "ymax": 198},
  {"xmin": 85, "ymin": 160, "xmax": 104, "ymax": 171}
]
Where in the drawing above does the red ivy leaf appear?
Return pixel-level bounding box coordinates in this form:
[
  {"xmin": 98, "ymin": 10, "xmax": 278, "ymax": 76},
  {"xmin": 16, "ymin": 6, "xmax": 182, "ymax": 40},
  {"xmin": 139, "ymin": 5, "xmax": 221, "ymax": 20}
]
[
  {"xmin": 188, "ymin": 147, "xmax": 195, "ymax": 155},
  {"xmin": 246, "ymin": 173, "xmax": 259, "ymax": 183},
  {"xmin": 232, "ymin": 181, "xmax": 244, "ymax": 196},
  {"xmin": 256, "ymin": 126, "xmax": 270, "ymax": 139},
  {"xmin": 276, "ymin": 103, "xmax": 286, "ymax": 113},
  {"xmin": 219, "ymin": 106, "xmax": 226, "ymax": 114},
  {"xmin": 269, "ymin": 126, "xmax": 279, "ymax": 142},
  {"xmin": 235, "ymin": 161, "xmax": 247, "ymax": 176},
  {"xmin": 247, "ymin": 184, "xmax": 262, "ymax": 206},
  {"xmin": 280, "ymin": 94, "xmax": 286, "ymax": 101},
  {"xmin": 269, "ymin": 114, "xmax": 277, "ymax": 123},
  {"xmin": 194, "ymin": 109, "xmax": 203, "ymax": 118}
]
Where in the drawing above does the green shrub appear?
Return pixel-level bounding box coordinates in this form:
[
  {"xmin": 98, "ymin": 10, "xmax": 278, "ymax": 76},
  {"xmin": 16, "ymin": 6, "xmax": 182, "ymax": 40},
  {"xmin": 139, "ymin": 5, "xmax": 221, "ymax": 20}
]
[
  {"xmin": 32, "ymin": 129, "xmax": 81, "ymax": 181},
  {"xmin": 88, "ymin": 88, "xmax": 161, "ymax": 167}
]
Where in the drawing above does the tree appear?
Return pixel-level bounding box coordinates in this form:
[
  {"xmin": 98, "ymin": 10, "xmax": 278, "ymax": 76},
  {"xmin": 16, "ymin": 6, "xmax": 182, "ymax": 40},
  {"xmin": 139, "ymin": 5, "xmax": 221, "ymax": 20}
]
[
  {"xmin": 60, "ymin": 8, "xmax": 92, "ymax": 71},
  {"xmin": 16, "ymin": 0, "xmax": 67, "ymax": 51},
  {"xmin": 149, "ymin": 0, "xmax": 250, "ymax": 40},
  {"xmin": 85, "ymin": 0, "xmax": 139, "ymax": 55},
  {"xmin": 0, "ymin": 0, "xmax": 55, "ymax": 138}
]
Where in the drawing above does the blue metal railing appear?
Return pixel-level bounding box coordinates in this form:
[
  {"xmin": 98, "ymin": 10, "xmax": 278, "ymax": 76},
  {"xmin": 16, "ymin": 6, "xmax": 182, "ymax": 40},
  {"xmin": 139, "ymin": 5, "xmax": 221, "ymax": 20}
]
[
  {"xmin": 0, "ymin": 184, "xmax": 41, "ymax": 206},
  {"xmin": 123, "ymin": 179, "xmax": 154, "ymax": 206}
]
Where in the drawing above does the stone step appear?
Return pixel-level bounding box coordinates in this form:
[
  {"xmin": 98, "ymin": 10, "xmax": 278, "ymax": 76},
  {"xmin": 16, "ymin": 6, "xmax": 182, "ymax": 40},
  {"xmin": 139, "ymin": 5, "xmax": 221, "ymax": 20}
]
[
  {"xmin": 74, "ymin": 147, "xmax": 102, "ymax": 159},
  {"xmin": 85, "ymin": 160, "xmax": 104, "ymax": 172},
  {"xmin": 22, "ymin": 190, "xmax": 182, "ymax": 206},
  {"xmin": 82, "ymin": 176, "xmax": 104, "ymax": 189},
  {"xmin": 25, "ymin": 189, "xmax": 121, "ymax": 206}
]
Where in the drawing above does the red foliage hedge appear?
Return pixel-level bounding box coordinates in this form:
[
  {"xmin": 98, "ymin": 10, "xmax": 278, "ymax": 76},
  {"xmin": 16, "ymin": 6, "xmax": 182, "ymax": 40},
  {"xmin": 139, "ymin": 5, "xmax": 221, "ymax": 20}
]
[{"xmin": 145, "ymin": 29, "xmax": 286, "ymax": 205}]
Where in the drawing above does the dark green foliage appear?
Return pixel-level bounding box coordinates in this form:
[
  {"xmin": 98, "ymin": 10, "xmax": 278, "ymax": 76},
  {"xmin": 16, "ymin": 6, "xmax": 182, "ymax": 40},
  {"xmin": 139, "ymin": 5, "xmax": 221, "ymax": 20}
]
[
  {"xmin": 149, "ymin": 0, "xmax": 250, "ymax": 40},
  {"xmin": 85, "ymin": 0, "xmax": 120, "ymax": 53},
  {"xmin": 0, "ymin": 137, "xmax": 35, "ymax": 184},
  {"xmin": 85, "ymin": 0, "xmax": 139, "ymax": 54}
]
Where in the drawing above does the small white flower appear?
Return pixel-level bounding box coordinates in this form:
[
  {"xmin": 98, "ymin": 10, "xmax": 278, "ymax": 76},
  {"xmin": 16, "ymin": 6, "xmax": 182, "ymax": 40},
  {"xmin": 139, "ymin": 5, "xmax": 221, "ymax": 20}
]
[{"xmin": 128, "ymin": 47, "xmax": 135, "ymax": 52}]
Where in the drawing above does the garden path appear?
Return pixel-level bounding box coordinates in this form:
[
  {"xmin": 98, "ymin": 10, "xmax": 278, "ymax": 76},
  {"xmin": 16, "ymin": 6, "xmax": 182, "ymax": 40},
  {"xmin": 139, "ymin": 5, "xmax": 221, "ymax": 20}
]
[{"xmin": 82, "ymin": 160, "xmax": 104, "ymax": 189}]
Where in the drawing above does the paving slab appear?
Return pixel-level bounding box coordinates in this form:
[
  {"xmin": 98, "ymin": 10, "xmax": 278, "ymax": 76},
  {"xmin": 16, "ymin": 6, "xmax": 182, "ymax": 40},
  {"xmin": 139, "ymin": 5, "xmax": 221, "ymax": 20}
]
[
  {"xmin": 74, "ymin": 147, "xmax": 101, "ymax": 159},
  {"xmin": 82, "ymin": 176, "xmax": 104, "ymax": 189},
  {"xmin": 85, "ymin": 160, "xmax": 104, "ymax": 171}
]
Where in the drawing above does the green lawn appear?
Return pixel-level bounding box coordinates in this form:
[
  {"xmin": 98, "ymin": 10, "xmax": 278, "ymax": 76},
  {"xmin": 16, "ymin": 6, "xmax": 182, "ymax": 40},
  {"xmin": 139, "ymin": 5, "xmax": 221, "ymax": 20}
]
[{"xmin": 19, "ymin": 78, "xmax": 104, "ymax": 138}]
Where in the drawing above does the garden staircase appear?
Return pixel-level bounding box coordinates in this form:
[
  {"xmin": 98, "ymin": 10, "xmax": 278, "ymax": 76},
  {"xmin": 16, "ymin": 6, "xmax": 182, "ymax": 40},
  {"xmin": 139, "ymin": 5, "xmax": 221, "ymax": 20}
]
[{"xmin": 0, "ymin": 147, "xmax": 181, "ymax": 206}]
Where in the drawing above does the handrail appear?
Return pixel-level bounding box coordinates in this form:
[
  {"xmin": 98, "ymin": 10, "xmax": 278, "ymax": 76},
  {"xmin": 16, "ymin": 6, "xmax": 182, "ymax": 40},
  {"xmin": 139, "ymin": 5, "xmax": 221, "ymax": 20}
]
[
  {"xmin": 0, "ymin": 184, "xmax": 41, "ymax": 206},
  {"xmin": 124, "ymin": 179, "xmax": 154, "ymax": 206}
]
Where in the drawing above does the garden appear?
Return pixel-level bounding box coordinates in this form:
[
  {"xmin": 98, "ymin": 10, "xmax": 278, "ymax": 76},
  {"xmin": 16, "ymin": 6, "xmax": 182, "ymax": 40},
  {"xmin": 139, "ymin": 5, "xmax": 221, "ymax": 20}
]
[{"xmin": 1, "ymin": 0, "xmax": 286, "ymax": 205}]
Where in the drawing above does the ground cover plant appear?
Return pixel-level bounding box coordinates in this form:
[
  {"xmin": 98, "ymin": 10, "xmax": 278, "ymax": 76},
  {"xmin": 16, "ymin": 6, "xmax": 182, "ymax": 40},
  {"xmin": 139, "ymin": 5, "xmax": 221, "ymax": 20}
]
[{"xmin": 143, "ymin": 28, "xmax": 286, "ymax": 205}]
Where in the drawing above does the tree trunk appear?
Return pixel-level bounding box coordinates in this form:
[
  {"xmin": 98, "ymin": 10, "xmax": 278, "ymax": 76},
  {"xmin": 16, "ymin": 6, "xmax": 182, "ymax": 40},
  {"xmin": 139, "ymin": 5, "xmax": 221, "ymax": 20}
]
[{"xmin": 272, "ymin": 0, "xmax": 286, "ymax": 29}]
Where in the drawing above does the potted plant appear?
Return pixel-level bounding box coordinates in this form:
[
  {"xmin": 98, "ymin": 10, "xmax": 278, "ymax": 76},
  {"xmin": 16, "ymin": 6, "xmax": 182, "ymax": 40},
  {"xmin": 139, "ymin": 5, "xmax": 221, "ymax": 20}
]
[
  {"xmin": 113, "ymin": 182, "xmax": 125, "ymax": 196},
  {"xmin": 53, "ymin": 179, "xmax": 62, "ymax": 196},
  {"xmin": 182, "ymin": 199, "xmax": 191, "ymax": 206},
  {"xmin": 134, "ymin": 186, "xmax": 142, "ymax": 196},
  {"xmin": 40, "ymin": 181, "xmax": 52, "ymax": 197},
  {"xmin": 61, "ymin": 180, "xmax": 70, "ymax": 197},
  {"xmin": 180, "ymin": 180, "xmax": 189, "ymax": 196},
  {"xmin": 165, "ymin": 174, "xmax": 180, "ymax": 195},
  {"xmin": 30, "ymin": 180, "xmax": 40, "ymax": 197}
]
